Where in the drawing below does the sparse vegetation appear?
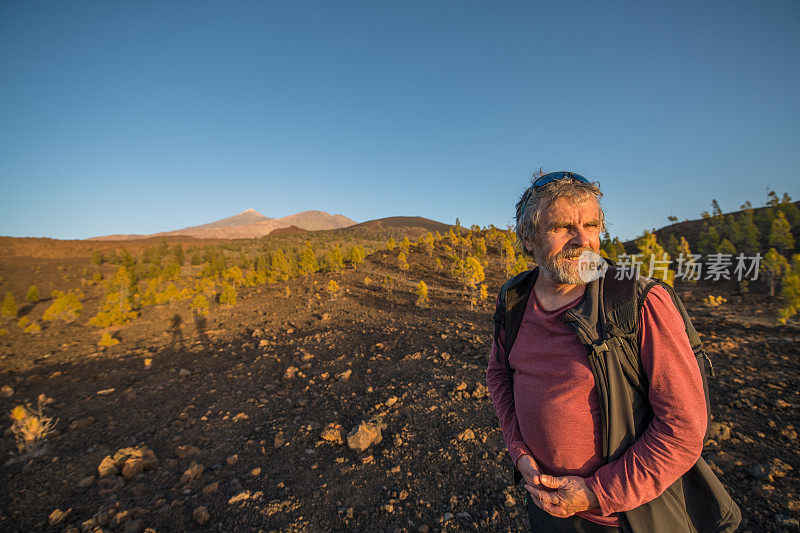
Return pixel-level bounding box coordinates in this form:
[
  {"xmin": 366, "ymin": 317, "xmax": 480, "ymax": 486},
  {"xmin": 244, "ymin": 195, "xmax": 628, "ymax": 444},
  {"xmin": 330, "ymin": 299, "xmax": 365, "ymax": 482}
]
[
  {"xmin": 2, "ymin": 292, "xmax": 17, "ymax": 319},
  {"xmin": 9, "ymin": 394, "xmax": 58, "ymax": 454},
  {"xmin": 98, "ymin": 332, "xmax": 119, "ymax": 348},
  {"xmin": 415, "ymin": 281, "xmax": 429, "ymax": 308}
]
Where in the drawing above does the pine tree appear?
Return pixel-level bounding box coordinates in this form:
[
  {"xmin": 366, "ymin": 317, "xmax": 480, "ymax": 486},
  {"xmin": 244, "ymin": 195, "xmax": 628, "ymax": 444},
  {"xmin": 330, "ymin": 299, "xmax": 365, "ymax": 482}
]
[
  {"xmin": 420, "ymin": 233, "xmax": 435, "ymax": 255},
  {"xmin": 711, "ymin": 199, "xmax": 722, "ymax": 217},
  {"xmin": 26, "ymin": 286, "xmax": 39, "ymax": 303},
  {"xmin": 191, "ymin": 294, "xmax": 210, "ymax": 316},
  {"xmin": 42, "ymin": 290, "xmax": 84, "ymax": 321},
  {"xmin": 415, "ymin": 281, "xmax": 429, "ymax": 308},
  {"xmin": 697, "ymin": 223, "xmax": 721, "ymax": 256},
  {"xmin": 473, "ymin": 237, "xmax": 488, "ymax": 266},
  {"xmin": 501, "ymin": 238, "xmax": 516, "ymax": 277},
  {"xmin": 716, "ymin": 238, "xmax": 736, "ymax": 256},
  {"xmin": 91, "ymin": 250, "xmax": 104, "ymax": 266},
  {"xmin": 666, "ymin": 234, "xmax": 680, "ymax": 259},
  {"xmin": 455, "ymin": 217, "xmax": 461, "ymax": 227},
  {"xmin": 400, "ymin": 236, "xmax": 411, "ymax": 254},
  {"xmin": 2, "ymin": 292, "xmax": 17, "ymax": 319},
  {"xmin": 761, "ymin": 248, "xmax": 789, "ymax": 298},
  {"xmin": 219, "ymin": 282, "xmax": 237, "ymax": 306},
  {"xmin": 324, "ymin": 245, "xmax": 345, "ymax": 272},
  {"xmin": 348, "ymin": 245, "xmax": 365, "ymax": 269},
  {"xmin": 387, "ymin": 238, "xmax": 397, "ymax": 251},
  {"xmin": 298, "ymin": 241, "xmax": 319, "ymax": 276},
  {"xmin": 769, "ymin": 211, "xmax": 795, "ymax": 253},
  {"xmin": 271, "ymin": 249, "xmax": 291, "ymax": 281},
  {"xmin": 778, "ymin": 254, "xmax": 800, "ymax": 324},
  {"xmin": 635, "ymin": 232, "xmax": 674, "ymax": 285},
  {"xmin": 778, "ymin": 198, "xmax": 800, "ymax": 226},
  {"xmin": 326, "ymin": 280, "xmax": 340, "ymax": 299},
  {"xmin": 398, "ymin": 252, "xmax": 409, "ymax": 271},
  {"xmin": 172, "ymin": 244, "xmax": 185, "ymax": 266},
  {"xmin": 766, "ymin": 189, "xmax": 780, "ymax": 207},
  {"xmin": 511, "ymin": 254, "xmax": 529, "ymax": 275},
  {"xmin": 735, "ymin": 210, "xmax": 760, "ymax": 253}
]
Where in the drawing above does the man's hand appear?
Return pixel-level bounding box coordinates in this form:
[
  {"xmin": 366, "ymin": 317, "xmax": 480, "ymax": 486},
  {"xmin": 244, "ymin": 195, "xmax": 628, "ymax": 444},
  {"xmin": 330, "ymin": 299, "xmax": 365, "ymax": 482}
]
[
  {"xmin": 524, "ymin": 474, "xmax": 600, "ymax": 518},
  {"xmin": 516, "ymin": 454, "xmax": 544, "ymax": 488}
]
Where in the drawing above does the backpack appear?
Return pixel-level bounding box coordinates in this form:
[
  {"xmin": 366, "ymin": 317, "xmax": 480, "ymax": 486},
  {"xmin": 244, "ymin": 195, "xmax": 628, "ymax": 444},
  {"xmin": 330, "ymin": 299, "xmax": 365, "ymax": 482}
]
[{"xmin": 492, "ymin": 269, "xmax": 714, "ymax": 440}]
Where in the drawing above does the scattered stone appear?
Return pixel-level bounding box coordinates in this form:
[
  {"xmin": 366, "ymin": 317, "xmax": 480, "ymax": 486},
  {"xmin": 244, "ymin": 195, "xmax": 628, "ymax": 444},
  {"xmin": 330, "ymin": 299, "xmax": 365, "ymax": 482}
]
[
  {"xmin": 505, "ymin": 493, "xmax": 516, "ymax": 507},
  {"xmin": 321, "ymin": 423, "xmax": 346, "ymax": 445},
  {"xmin": 251, "ymin": 467, "xmax": 261, "ymax": 477},
  {"xmin": 283, "ymin": 366, "xmax": 299, "ymax": 380},
  {"xmin": 81, "ymin": 516, "xmax": 99, "ymax": 531},
  {"xmin": 442, "ymin": 512, "xmax": 454, "ymax": 522},
  {"xmin": 336, "ymin": 369, "xmax": 352, "ymax": 381},
  {"xmin": 226, "ymin": 454, "xmax": 239, "ymax": 466},
  {"xmin": 202, "ymin": 481, "xmax": 220, "ymax": 495},
  {"xmin": 457, "ymin": 429, "xmax": 475, "ymax": 442},
  {"xmin": 232, "ymin": 412, "xmax": 249, "ymax": 422},
  {"xmin": 121, "ymin": 447, "xmax": 159, "ymax": 480},
  {"xmin": 228, "ymin": 490, "xmax": 252, "ymax": 504},
  {"xmin": 193, "ymin": 506, "xmax": 210, "ymax": 525},
  {"xmin": 48, "ymin": 508, "xmax": 71, "ymax": 526},
  {"xmin": 110, "ymin": 510, "xmax": 130, "ymax": 529},
  {"xmin": 179, "ymin": 461, "xmax": 205, "ymax": 485},
  {"xmin": 69, "ymin": 416, "xmax": 96, "ymax": 430},
  {"xmin": 455, "ymin": 381, "xmax": 467, "ymax": 391},
  {"xmin": 347, "ymin": 420, "xmax": 384, "ymax": 452},
  {"xmin": 273, "ymin": 432, "xmax": 286, "ymax": 448},
  {"xmin": 175, "ymin": 445, "xmax": 201, "ymax": 459},
  {"xmin": 319, "ymin": 372, "xmax": 330, "ymax": 381},
  {"xmin": 78, "ymin": 475, "xmax": 95, "ymax": 488},
  {"xmin": 385, "ymin": 396, "xmax": 398, "ymax": 407},
  {"xmin": 1, "ymin": 385, "xmax": 14, "ymax": 397},
  {"xmin": 96, "ymin": 388, "xmax": 115, "ymax": 396},
  {"xmin": 472, "ymin": 383, "xmax": 488, "ymax": 399},
  {"xmin": 707, "ymin": 421, "xmax": 732, "ymax": 442},
  {"xmin": 748, "ymin": 458, "xmax": 792, "ymax": 482},
  {"xmin": 360, "ymin": 454, "xmax": 374, "ymax": 464},
  {"xmin": 179, "ymin": 368, "xmax": 191, "ymax": 377},
  {"xmin": 418, "ymin": 526, "xmax": 430, "ymax": 533},
  {"xmin": 252, "ymin": 329, "xmax": 264, "ymax": 338}
]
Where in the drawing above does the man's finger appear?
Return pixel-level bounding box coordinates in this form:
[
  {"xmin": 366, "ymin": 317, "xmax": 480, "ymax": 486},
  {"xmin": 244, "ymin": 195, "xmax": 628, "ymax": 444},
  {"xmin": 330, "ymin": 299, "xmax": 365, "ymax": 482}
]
[
  {"xmin": 524, "ymin": 485, "xmax": 560, "ymax": 507},
  {"xmin": 539, "ymin": 474, "xmax": 568, "ymax": 489}
]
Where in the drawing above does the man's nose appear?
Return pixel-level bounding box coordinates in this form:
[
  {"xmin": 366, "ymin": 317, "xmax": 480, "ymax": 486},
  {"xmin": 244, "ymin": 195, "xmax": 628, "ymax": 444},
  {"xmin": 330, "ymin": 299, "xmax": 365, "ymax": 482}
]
[{"xmin": 570, "ymin": 228, "xmax": 592, "ymax": 248}]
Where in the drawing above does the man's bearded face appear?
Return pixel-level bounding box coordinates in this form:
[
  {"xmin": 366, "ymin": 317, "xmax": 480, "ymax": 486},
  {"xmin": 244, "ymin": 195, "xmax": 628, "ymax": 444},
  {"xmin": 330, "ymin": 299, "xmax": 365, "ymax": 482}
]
[{"xmin": 529, "ymin": 198, "xmax": 602, "ymax": 286}]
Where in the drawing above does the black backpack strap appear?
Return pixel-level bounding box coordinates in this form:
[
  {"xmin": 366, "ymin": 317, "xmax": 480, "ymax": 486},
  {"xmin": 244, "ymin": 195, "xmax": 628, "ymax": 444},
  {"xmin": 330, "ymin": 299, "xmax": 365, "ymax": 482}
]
[{"xmin": 491, "ymin": 269, "xmax": 538, "ymax": 485}]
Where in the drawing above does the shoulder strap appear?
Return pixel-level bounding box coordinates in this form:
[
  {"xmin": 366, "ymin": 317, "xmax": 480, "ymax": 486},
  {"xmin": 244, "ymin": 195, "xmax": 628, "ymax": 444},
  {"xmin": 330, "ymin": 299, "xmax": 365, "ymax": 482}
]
[{"xmin": 603, "ymin": 275, "xmax": 713, "ymax": 439}]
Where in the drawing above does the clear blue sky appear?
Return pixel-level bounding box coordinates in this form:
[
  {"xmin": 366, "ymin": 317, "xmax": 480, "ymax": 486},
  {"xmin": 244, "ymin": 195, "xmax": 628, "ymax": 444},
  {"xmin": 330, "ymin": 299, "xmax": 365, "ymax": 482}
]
[{"xmin": 1, "ymin": 1, "xmax": 798, "ymax": 240}]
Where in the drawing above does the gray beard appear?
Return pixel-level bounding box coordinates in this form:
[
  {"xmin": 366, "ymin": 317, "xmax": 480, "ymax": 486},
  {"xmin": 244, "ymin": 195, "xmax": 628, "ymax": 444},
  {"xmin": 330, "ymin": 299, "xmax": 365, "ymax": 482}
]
[{"xmin": 534, "ymin": 246, "xmax": 589, "ymax": 286}]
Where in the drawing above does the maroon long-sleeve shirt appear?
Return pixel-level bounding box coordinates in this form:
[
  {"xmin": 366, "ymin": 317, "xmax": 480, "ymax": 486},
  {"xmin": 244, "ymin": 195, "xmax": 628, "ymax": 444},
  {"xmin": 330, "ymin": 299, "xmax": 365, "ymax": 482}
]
[{"xmin": 486, "ymin": 283, "xmax": 706, "ymax": 527}]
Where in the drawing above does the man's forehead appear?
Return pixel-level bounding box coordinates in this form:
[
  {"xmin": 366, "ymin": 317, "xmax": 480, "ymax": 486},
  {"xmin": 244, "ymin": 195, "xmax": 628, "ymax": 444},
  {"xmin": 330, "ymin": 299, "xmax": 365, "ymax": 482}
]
[{"xmin": 541, "ymin": 198, "xmax": 601, "ymax": 221}]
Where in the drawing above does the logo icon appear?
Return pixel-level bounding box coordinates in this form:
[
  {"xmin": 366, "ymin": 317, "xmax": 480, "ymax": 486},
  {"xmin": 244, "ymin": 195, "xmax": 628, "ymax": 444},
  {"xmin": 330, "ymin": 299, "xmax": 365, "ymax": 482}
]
[{"xmin": 577, "ymin": 250, "xmax": 608, "ymax": 283}]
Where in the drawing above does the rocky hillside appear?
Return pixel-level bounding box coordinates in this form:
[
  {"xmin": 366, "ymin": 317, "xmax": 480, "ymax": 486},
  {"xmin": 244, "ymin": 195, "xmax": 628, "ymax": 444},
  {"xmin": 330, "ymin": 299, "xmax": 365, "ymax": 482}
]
[{"xmin": 0, "ymin": 231, "xmax": 798, "ymax": 531}]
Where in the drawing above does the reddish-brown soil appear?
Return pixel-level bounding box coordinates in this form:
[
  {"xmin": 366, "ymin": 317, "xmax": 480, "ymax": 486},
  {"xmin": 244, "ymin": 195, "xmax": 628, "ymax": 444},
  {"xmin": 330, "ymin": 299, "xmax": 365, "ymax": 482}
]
[{"xmin": 1, "ymin": 244, "xmax": 799, "ymax": 532}]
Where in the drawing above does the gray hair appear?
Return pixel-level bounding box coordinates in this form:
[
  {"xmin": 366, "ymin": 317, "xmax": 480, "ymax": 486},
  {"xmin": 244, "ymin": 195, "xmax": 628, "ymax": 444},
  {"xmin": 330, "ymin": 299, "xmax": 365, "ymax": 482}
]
[{"xmin": 515, "ymin": 174, "xmax": 605, "ymax": 258}]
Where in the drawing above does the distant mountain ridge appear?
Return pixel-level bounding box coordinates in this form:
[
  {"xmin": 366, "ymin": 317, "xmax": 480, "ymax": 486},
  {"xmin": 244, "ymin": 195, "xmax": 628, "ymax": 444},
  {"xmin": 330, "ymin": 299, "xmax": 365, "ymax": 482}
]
[{"xmin": 88, "ymin": 209, "xmax": 356, "ymax": 241}]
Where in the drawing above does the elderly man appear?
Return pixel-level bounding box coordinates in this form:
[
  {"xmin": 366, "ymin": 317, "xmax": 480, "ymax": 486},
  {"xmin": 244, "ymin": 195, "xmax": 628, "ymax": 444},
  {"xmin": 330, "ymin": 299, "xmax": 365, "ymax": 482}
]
[{"xmin": 486, "ymin": 172, "xmax": 739, "ymax": 532}]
